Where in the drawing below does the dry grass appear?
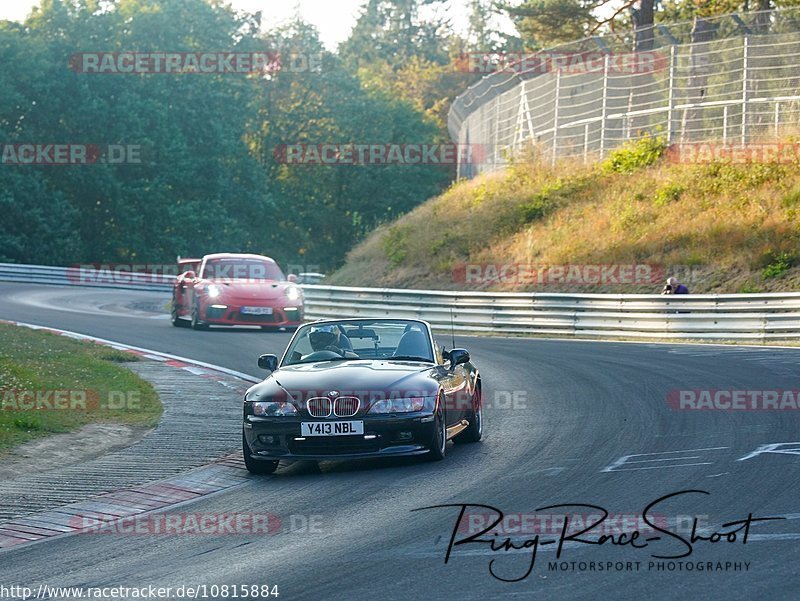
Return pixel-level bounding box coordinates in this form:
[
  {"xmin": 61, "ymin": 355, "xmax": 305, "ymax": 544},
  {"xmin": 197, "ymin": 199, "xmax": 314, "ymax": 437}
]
[{"xmin": 329, "ymin": 139, "xmax": 800, "ymax": 293}]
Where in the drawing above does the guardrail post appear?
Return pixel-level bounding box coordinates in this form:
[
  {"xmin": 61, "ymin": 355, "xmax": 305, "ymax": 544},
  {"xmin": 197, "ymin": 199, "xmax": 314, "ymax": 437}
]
[
  {"xmin": 624, "ymin": 91, "xmax": 633, "ymax": 140},
  {"xmin": 667, "ymin": 44, "xmax": 676, "ymax": 143},
  {"xmin": 583, "ymin": 122, "xmax": 590, "ymax": 163},
  {"xmin": 552, "ymin": 69, "xmax": 561, "ymax": 166},
  {"xmin": 599, "ymin": 54, "xmax": 609, "ymax": 159},
  {"xmin": 723, "ymin": 105, "xmax": 729, "ymax": 144},
  {"xmin": 741, "ymin": 35, "xmax": 749, "ymax": 146},
  {"xmin": 774, "ymin": 101, "xmax": 781, "ymax": 137}
]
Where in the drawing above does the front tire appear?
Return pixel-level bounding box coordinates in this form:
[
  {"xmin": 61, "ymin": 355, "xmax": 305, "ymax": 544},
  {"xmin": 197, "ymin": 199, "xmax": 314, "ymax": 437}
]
[
  {"xmin": 243, "ymin": 431, "xmax": 279, "ymax": 475},
  {"xmin": 171, "ymin": 301, "xmax": 189, "ymax": 328},
  {"xmin": 191, "ymin": 303, "xmax": 209, "ymax": 330},
  {"xmin": 427, "ymin": 396, "xmax": 447, "ymax": 461},
  {"xmin": 454, "ymin": 386, "xmax": 482, "ymax": 444}
]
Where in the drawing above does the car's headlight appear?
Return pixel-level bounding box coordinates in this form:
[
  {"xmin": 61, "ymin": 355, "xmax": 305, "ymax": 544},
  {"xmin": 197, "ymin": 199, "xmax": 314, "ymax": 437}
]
[
  {"xmin": 369, "ymin": 397, "xmax": 426, "ymax": 414},
  {"xmin": 252, "ymin": 401, "xmax": 297, "ymax": 417},
  {"xmin": 207, "ymin": 284, "xmax": 222, "ymax": 299},
  {"xmin": 285, "ymin": 285, "xmax": 300, "ymax": 301}
]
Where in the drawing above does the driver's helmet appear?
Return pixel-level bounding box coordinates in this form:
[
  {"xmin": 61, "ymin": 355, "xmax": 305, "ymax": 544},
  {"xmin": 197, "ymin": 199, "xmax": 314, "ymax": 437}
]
[{"xmin": 309, "ymin": 324, "xmax": 340, "ymax": 351}]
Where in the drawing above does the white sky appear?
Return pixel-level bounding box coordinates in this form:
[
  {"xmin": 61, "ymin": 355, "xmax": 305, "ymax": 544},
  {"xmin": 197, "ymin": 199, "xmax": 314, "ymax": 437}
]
[{"xmin": 0, "ymin": 1, "xmax": 500, "ymax": 50}]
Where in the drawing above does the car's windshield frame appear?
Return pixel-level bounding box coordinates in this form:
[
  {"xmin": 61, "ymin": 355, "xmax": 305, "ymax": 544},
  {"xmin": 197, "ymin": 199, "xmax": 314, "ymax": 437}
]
[{"xmin": 279, "ymin": 319, "xmax": 436, "ymax": 367}]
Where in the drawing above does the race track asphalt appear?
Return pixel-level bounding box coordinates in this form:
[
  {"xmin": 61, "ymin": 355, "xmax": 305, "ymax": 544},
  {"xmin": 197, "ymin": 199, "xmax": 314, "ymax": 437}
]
[{"xmin": 1, "ymin": 283, "xmax": 799, "ymax": 600}]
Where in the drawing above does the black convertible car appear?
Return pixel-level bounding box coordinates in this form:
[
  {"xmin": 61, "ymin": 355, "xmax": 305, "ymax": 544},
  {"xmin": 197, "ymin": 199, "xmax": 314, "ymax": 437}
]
[{"xmin": 242, "ymin": 318, "xmax": 482, "ymax": 474}]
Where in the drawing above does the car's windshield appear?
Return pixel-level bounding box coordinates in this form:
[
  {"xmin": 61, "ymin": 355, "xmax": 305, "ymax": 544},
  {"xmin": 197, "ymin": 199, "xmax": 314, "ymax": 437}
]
[
  {"xmin": 202, "ymin": 258, "xmax": 285, "ymax": 281},
  {"xmin": 282, "ymin": 319, "xmax": 434, "ymax": 365}
]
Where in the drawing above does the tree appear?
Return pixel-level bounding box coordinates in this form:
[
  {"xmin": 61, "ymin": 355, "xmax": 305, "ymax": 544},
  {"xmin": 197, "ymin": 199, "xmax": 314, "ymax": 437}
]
[
  {"xmin": 0, "ymin": 0, "xmax": 458, "ymax": 271},
  {"xmin": 499, "ymin": 0, "xmax": 599, "ymax": 49}
]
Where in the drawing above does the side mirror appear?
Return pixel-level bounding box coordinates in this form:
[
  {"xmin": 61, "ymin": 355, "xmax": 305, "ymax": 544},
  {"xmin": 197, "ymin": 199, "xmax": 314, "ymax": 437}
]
[
  {"xmin": 258, "ymin": 354, "xmax": 279, "ymax": 372},
  {"xmin": 287, "ymin": 274, "xmax": 298, "ymax": 283},
  {"xmin": 178, "ymin": 271, "xmax": 196, "ymax": 288},
  {"xmin": 448, "ymin": 348, "xmax": 470, "ymax": 369}
]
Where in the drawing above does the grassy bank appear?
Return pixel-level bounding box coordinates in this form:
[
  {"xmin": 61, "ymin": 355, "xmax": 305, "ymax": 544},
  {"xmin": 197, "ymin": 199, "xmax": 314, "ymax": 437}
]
[
  {"xmin": 330, "ymin": 137, "xmax": 800, "ymax": 294},
  {"xmin": 0, "ymin": 324, "xmax": 162, "ymax": 453}
]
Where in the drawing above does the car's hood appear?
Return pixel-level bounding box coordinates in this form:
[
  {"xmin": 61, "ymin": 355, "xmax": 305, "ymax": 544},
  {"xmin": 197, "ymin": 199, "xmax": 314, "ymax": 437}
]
[
  {"xmin": 206, "ymin": 279, "xmax": 290, "ymax": 300},
  {"xmin": 246, "ymin": 360, "xmax": 440, "ymax": 402}
]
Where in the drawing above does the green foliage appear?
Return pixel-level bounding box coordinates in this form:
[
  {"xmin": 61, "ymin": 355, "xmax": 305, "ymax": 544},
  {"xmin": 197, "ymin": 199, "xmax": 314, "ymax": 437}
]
[
  {"xmin": 739, "ymin": 282, "xmax": 763, "ymax": 293},
  {"xmin": 694, "ymin": 162, "xmax": 788, "ymax": 197},
  {"xmin": 517, "ymin": 177, "xmax": 591, "ymax": 225},
  {"xmin": 518, "ymin": 192, "xmax": 549, "ymax": 223},
  {"xmin": 612, "ymin": 201, "xmax": 641, "ymax": 233},
  {"xmin": 499, "ymin": 0, "xmax": 597, "ymax": 49},
  {"xmin": 0, "ymin": 0, "xmax": 456, "ymax": 272},
  {"xmin": 0, "ymin": 323, "xmax": 160, "ymax": 452},
  {"xmin": 382, "ymin": 225, "xmax": 411, "ymax": 266},
  {"xmin": 781, "ymin": 188, "xmax": 800, "ymax": 208},
  {"xmin": 601, "ymin": 135, "xmax": 667, "ymax": 174},
  {"xmin": 762, "ymin": 252, "xmax": 795, "ymax": 279},
  {"xmin": 653, "ymin": 183, "xmax": 685, "ymax": 207}
]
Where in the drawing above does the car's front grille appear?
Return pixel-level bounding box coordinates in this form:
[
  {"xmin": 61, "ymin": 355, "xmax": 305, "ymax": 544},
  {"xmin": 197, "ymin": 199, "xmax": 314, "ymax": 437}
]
[
  {"xmin": 307, "ymin": 397, "xmax": 332, "ymax": 418},
  {"xmin": 289, "ymin": 436, "xmax": 380, "ymax": 456},
  {"xmin": 206, "ymin": 306, "xmax": 227, "ymax": 319},
  {"xmin": 233, "ymin": 312, "xmax": 276, "ymax": 323},
  {"xmin": 333, "ymin": 397, "xmax": 360, "ymax": 417}
]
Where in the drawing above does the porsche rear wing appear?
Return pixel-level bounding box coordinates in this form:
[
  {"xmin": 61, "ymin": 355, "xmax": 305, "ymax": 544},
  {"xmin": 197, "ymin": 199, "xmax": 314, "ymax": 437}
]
[{"xmin": 177, "ymin": 256, "xmax": 201, "ymax": 275}]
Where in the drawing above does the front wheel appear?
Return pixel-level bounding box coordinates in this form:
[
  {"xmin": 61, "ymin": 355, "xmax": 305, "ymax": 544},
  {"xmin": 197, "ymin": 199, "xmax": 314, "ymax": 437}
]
[
  {"xmin": 426, "ymin": 397, "xmax": 447, "ymax": 461},
  {"xmin": 171, "ymin": 301, "xmax": 189, "ymax": 328},
  {"xmin": 454, "ymin": 386, "xmax": 482, "ymax": 444},
  {"xmin": 243, "ymin": 431, "xmax": 279, "ymax": 475},
  {"xmin": 191, "ymin": 304, "xmax": 209, "ymax": 330}
]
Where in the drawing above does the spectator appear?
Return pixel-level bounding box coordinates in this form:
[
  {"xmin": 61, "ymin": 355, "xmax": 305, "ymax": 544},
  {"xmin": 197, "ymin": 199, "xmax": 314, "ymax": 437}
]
[{"xmin": 661, "ymin": 276, "xmax": 689, "ymax": 295}]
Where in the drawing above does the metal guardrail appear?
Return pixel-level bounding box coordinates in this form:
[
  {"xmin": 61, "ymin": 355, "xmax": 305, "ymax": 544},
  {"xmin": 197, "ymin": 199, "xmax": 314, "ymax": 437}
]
[
  {"xmin": 300, "ymin": 284, "xmax": 800, "ymax": 341},
  {"xmin": 0, "ymin": 263, "xmax": 174, "ymax": 292},
  {"xmin": 1, "ymin": 263, "xmax": 797, "ymax": 341}
]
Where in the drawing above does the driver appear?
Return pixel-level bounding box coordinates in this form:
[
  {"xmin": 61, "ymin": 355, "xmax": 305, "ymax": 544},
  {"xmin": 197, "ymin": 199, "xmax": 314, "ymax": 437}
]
[
  {"xmin": 309, "ymin": 324, "xmax": 340, "ymax": 352},
  {"xmin": 308, "ymin": 324, "xmax": 356, "ymax": 357}
]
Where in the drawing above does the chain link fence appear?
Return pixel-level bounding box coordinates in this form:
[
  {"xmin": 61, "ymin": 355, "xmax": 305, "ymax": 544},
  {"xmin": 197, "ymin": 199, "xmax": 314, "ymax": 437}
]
[{"xmin": 449, "ymin": 8, "xmax": 800, "ymax": 177}]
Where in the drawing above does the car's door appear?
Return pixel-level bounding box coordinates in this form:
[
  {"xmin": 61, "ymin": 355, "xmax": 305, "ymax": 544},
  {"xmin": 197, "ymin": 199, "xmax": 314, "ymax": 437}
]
[
  {"xmin": 434, "ymin": 339, "xmax": 471, "ymax": 426},
  {"xmin": 180, "ymin": 264, "xmax": 202, "ymax": 315},
  {"xmin": 173, "ymin": 270, "xmax": 195, "ymax": 316}
]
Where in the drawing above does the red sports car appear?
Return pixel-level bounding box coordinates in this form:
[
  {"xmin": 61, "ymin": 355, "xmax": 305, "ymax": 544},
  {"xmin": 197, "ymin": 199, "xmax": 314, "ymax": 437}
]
[{"xmin": 171, "ymin": 253, "xmax": 304, "ymax": 330}]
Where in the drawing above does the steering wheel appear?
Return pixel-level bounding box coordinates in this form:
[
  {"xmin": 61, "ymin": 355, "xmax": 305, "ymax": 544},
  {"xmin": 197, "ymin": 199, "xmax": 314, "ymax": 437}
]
[{"xmin": 300, "ymin": 350, "xmax": 343, "ymax": 361}]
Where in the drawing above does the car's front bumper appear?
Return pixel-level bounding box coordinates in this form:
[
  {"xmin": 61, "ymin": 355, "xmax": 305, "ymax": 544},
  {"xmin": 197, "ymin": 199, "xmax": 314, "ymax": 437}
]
[
  {"xmin": 200, "ymin": 302, "xmax": 303, "ymax": 327},
  {"xmin": 244, "ymin": 413, "xmax": 436, "ymax": 461}
]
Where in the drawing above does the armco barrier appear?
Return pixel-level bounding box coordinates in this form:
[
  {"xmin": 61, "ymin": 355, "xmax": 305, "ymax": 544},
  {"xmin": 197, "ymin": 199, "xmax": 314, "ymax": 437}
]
[
  {"xmin": 0, "ymin": 263, "xmax": 174, "ymax": 292},
  {"xmin": 1, "ymin": 263, "xmax": 799, "ymax": 341},
  {"xmin": 299, "ymin": 284, "xmax": 800, "ymax": 341}
]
